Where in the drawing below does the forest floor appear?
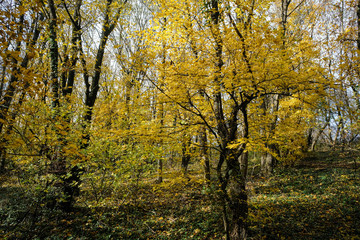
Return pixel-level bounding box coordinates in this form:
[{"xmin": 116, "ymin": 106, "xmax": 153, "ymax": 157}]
[{"xmin": 0, "ymin": 150, "xmax": 359, "ymax": 239}]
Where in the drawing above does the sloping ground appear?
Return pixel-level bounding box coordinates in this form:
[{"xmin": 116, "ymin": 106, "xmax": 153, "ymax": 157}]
[
  {"xmin": 248, "ymin": 150, "xmax": 360, "ymax": 239},
  {"xmin": 297, "ymin": 150, "xmax": 359, "ymax": 170},
  {"xmin": 0, "ymin": 151, "xmax": 359, "ymax": 239}
]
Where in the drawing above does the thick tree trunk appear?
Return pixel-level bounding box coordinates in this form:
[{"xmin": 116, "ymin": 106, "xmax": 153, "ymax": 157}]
[
  {"xmin": 181, "ymin": 137, "xmax": 191, "ymax": 176},
  {"xmin": 219, "ymin": 149, "xmax": 248, "ymax": 240},
  {"xmin": 307, "ymin": 128, "xmax": 314, "ymax": 150},
  {"xmin": 239, "ymin": 151, "xmax": 248, "ymax": 181},
  {"xmin": 261, "ymin": 151, "xmax": 275, "ymax": 177},
  {"xmin": 228, "ymin": 155, "xmax": 248, "ymax": 240},
  {"xmin": 217, "ymin": 104, "xmax": 250, "ymax": 240}
]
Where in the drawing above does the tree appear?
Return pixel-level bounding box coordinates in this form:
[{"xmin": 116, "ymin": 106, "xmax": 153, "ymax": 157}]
[
  {"xmin": 38, "ymin": 0, "xmax": 128, "ymax": 210},
  {"xmin": 144, "ymin": 0, "xmax": 327, "ymax": 238},
  {"xmin": 0, "ymin": 0, "xmax": 44, "ymax": 172}
]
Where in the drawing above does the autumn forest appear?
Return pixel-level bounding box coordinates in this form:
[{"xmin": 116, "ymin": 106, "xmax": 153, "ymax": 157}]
[{"xmin": 0, "ymin": 0, "xmax": 359, "ymax": 239}]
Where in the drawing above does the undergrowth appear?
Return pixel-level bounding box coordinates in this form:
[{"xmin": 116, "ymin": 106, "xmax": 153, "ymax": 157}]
[{"xmin": 0, "ymin": 151, "xmax": 359, "ymax": 239}]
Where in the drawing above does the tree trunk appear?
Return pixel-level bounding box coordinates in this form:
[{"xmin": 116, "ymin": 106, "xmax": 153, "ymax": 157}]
[
  {"xmin": 181, "ymin": 136, "xmax": 191, "ymax": 176},
  {"xmin": 219, "ymin": 149, "xmax": 248, "ymax": 240},
  {"xmin": 200, "ymin": 126, "xmax": 210, "ymax": 182},
  {"xmin": 217, "ymin": 103, "xmax": 250, "ymax": 240},
  {"xmin": 157, "ymin": 102, "xmax": 164, "ymax": 183},
  {"xmin": 261, "ymin": 151, "xmax": 275, "ymax": 177},
  {"xmin": 239, "ymin": 151, "xmax": 248, "ymax": 181},
  {"xmin": 157, "ymin": 158, "xmax": 163, "ymax": 183},
  {"xmin": 82, "ymin": 0, "xmax": 125, "ymax": 147},
  {"xmin": 181, "ymin": 132, "xmax": 191, "ymax": 175},
  {"xmin": 0, "ymin": 147, "xmax": 6, "ymax": 173},
  {"xmin": 228, "ymin": 154, "xmax": 248, "ymax": 240}
]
